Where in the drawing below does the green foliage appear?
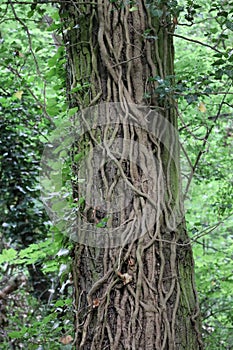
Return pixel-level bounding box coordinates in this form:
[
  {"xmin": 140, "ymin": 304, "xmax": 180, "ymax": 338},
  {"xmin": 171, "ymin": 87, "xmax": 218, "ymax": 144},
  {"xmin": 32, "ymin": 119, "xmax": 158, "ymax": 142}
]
[
  {"xmin": 1, "ymin": 290, "xmax": 73, "ymax": 349},
  {"xmin": 0, "ymin": 97, "xmax": 48, "ymax": 245},
  {"xmin": 175, "ymin": 2, "xmax": 233, "ymax": 348},
  {"xmin": 186, "ymin": 182, "xmax": 233, "ymax": 349},
  {"xmin": 0, "ymin": 3, "xmax": 71, "ymax": 348},
  {"xmin": 0, "ymin": 229, "xmax": 69, "ymax": 268}
]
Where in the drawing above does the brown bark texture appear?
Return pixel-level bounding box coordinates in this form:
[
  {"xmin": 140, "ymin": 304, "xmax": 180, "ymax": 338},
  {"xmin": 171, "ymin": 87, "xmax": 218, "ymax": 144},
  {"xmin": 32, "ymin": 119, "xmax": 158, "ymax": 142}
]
[{"xmin": 59, "ymin": 1, "xmax": 203, "ymax": 349}]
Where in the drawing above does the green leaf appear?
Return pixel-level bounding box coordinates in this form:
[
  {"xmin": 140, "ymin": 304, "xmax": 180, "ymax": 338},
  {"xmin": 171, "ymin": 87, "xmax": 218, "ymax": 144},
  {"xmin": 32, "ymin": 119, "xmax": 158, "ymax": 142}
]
[
  {"xmin": 74, "ymin": 152, "xmax": 84, "ymax": 162},
  {"xmin": 8, "ymin": 331, "xmax": 24, "ymax": 339},
  {"xmin": 68, "ymin": 107, "xmax": 78, "ymax": 117},
  {"xmin": 96, "ymin": 217, "xmax": 108, "ymax": 228}
]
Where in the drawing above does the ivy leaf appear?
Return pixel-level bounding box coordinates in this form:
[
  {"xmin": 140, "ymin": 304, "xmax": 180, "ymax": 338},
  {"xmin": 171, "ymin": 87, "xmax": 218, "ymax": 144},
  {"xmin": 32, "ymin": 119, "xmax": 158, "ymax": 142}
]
[
  {"xmin": 0, "ymin": 248, "xmax": 17, "ymax": 264},
  {"xmin": 96, "ymin": 217, "xmax": 108, "ymax": 228},
  {"xmin": 74, "ymin": 152, "xmax": 84, "ymax": 162},
  {"xmin": 68, "ymin": 106, "xmax": 78, "ymax": 117}
]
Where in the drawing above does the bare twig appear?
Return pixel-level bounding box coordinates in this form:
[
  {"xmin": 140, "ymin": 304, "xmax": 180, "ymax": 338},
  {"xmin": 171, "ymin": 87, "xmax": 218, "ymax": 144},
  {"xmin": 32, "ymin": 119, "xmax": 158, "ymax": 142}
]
[
  {"xmin": 184, "ymin": 82, "xmax": 231, "ymax": 198},
  {"xmin": 9, "ymin": 0, "xmax": 42, "ymax": 77},
  {"xmin": 174, "ymin": 91, "xmax": 233, "ymax": 96},
  {"xmin": 169, "ymin": 32, "xmax": 223, "ymax": 54}
]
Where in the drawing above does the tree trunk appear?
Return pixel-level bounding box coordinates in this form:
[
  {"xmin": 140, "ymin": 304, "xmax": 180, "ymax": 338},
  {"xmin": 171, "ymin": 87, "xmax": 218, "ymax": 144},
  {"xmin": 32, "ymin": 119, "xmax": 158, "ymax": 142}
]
[{"xmin": 59, "ymin": 1, "xmax": 203, "ymax": 349}]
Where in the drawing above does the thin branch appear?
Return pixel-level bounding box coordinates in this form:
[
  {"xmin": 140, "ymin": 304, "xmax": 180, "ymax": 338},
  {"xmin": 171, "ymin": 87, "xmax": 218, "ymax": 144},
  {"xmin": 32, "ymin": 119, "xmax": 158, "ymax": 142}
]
[
  {"xmin": 191, "ymin": 212, "xmax": 233, "ymax": 242},
  {"xmin": 184, "ymin": 82, "xmax": 231, "ymax": 198},
  {"xmin": 7, "ymin": 65, "xmax": 55, "ymax": 126},
  {"xmin": 180, "ymin": 141, "xmax": 193, "ymax": 170},
  {"xmin": 0, "ymin": 3, "xmax": 9, "ymax": 24},
  {"xmin": 9, "ymin": 0, "xmax": 41, "ymax": 77},
  {"xmin": 6, "ymin": 1, "xmax": 56, "ymax": 126},
  {"xmin": 0, "ymin": 16, "xmax": 41, "ymax": 23},
  {"xmin": 169, "ymin": 32, "xmax": 223, "ymax": 54},
  {"xmin": 177, "ymin": 108, "xmax": 207, "ymax": 141},
  {"xmin": 208, "ymin": 112, "xmax": 233, "ymax": 120},
  {"xmin": 178, "ymin": 17, "xmax": 218, "ymax": 26},
  {"xmin": 174, "ymin": 91, "xmax": 233, "ymax": 97},
  {"xmin": 179, "ymin": 114, "xmax": 233, "ymax": 132}
]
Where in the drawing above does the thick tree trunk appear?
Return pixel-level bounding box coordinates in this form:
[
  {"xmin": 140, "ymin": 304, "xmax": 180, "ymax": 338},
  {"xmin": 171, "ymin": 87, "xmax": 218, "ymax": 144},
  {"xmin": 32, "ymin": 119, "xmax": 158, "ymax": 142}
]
[{"xmin": 59, "ymin": 1, "xmax": 203, "ymax": 349}]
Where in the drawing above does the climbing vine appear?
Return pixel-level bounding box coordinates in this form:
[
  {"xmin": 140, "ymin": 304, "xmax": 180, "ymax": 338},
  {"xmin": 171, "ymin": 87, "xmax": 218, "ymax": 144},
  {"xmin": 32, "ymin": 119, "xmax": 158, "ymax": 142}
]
[{"xmin": 58, "ymin": 1, "xmax": 203, "ymax": 348}]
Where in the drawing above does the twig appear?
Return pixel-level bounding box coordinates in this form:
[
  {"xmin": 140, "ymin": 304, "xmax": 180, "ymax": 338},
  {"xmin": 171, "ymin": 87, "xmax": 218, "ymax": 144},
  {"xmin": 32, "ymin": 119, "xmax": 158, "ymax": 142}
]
[
  {"xmin": 7, "ymin": 65, "xmax": 55, "ymax": 126},
  {"xmin": 9, "ymin": 0, "xmax": 41, "ymax": 77},
  {"xmin": 169, "ymin": 32, "xmax": 223, "ymax": 54},
  {"xmin": 184, "ymin": 82, "xmax": 231, "ymax": 198},
  {"xmin": 174, "ymin": 91, "xmax": 233, "ymax": 96}
]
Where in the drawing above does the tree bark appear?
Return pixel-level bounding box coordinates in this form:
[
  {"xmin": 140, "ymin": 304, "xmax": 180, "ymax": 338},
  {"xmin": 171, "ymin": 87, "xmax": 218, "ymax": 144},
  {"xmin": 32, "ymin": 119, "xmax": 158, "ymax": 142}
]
[{"xmin": 59, "ymin": 1, "xmax": 203, "ymax": 349}]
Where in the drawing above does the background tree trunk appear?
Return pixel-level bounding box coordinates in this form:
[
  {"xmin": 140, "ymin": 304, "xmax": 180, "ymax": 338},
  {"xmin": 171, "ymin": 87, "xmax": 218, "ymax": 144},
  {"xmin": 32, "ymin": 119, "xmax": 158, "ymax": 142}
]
[{"xmin": 59, "ymin": 1, "xmax": 203, "ymax": 349}]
